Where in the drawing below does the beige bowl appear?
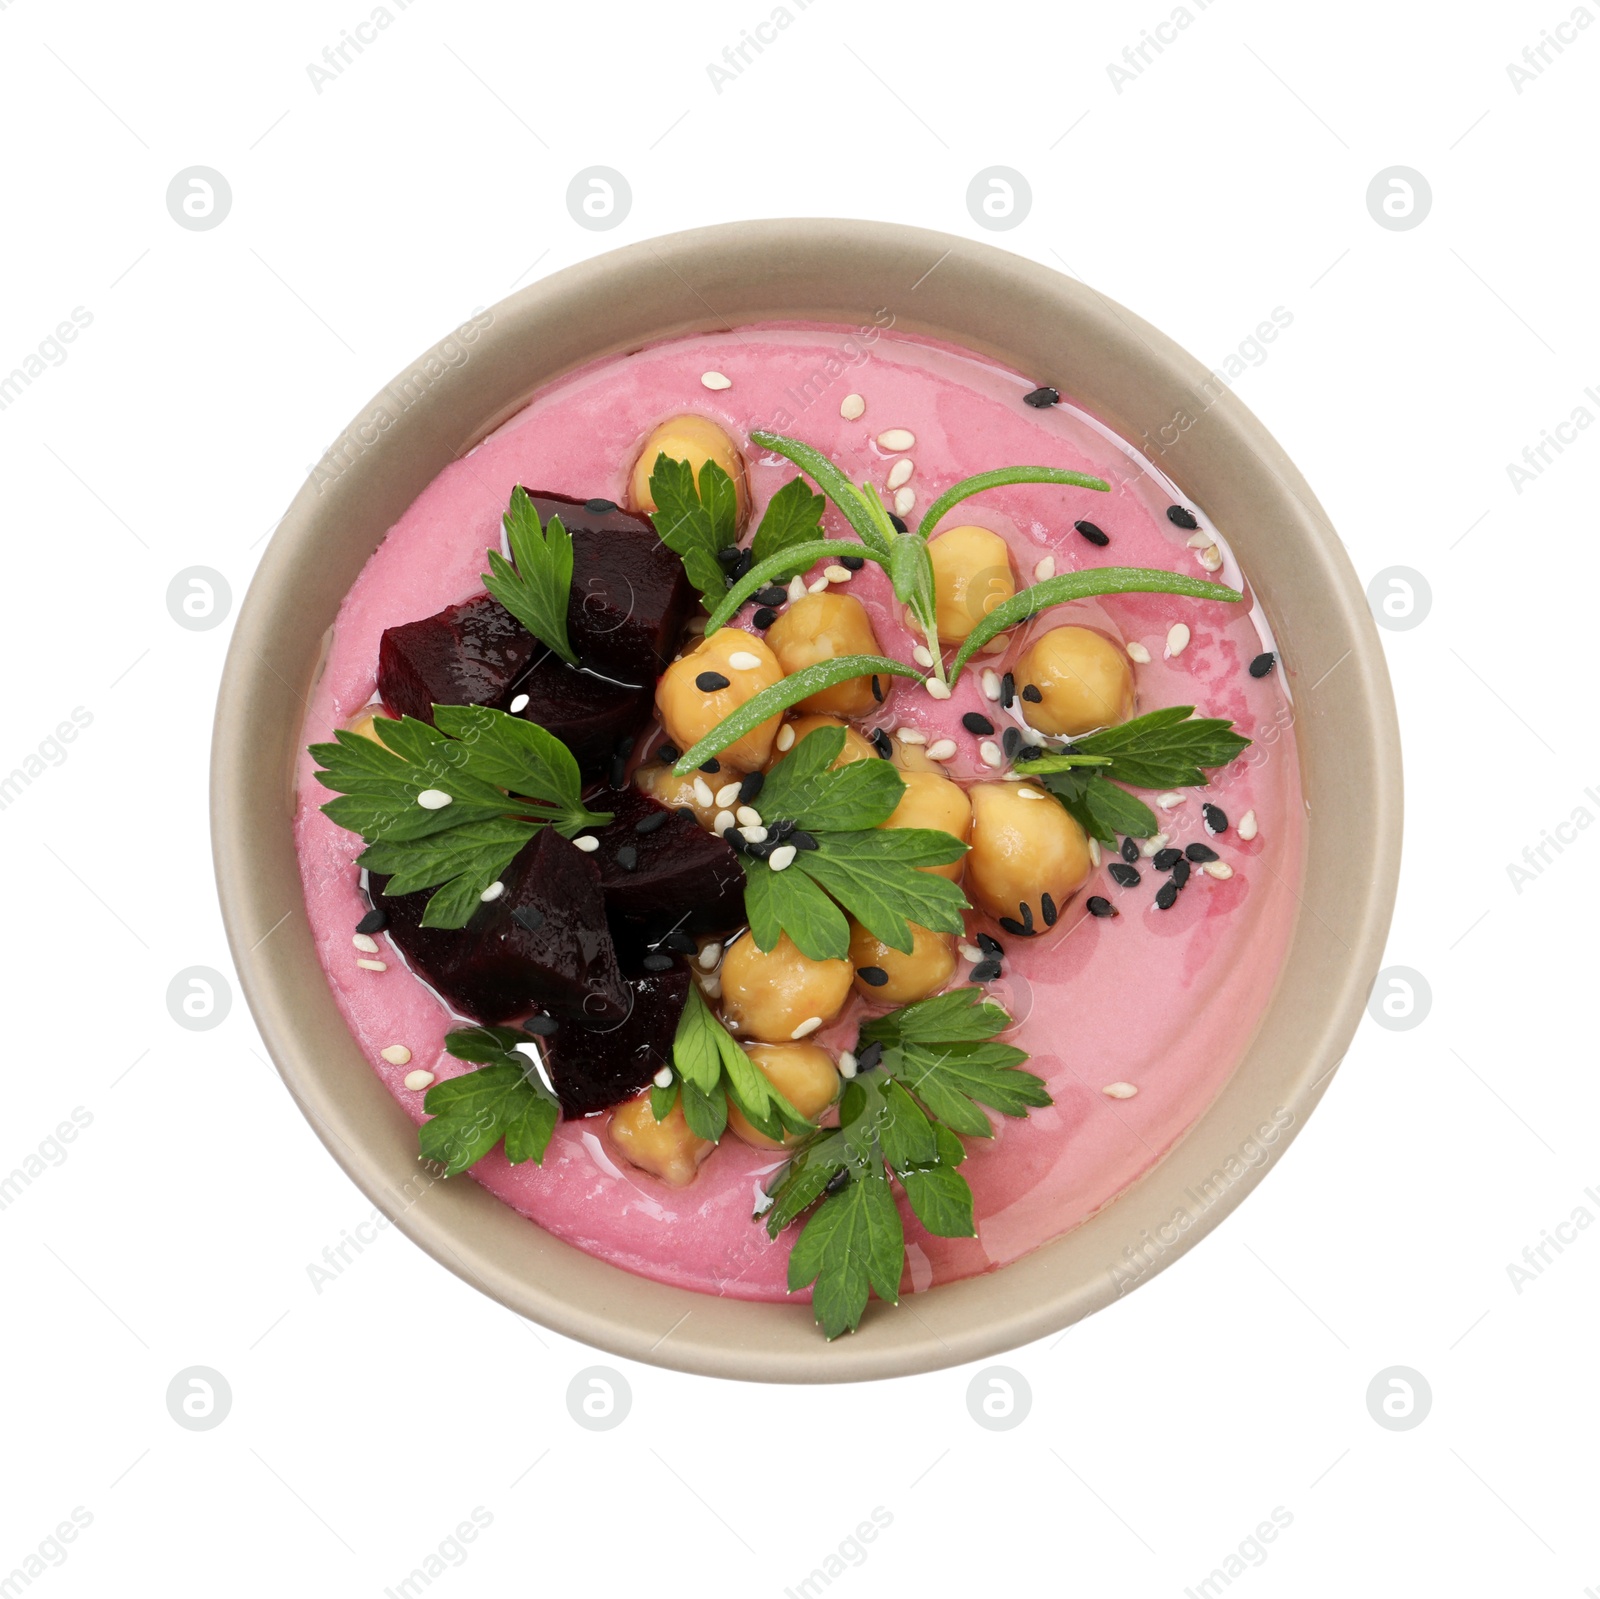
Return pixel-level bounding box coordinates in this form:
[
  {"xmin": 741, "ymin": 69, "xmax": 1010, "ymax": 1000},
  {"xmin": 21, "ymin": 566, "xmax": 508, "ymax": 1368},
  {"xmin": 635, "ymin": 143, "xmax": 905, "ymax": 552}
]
[{"xmin": 212, "ymin": 220, "xmax": 1400, "ymax": 1382}]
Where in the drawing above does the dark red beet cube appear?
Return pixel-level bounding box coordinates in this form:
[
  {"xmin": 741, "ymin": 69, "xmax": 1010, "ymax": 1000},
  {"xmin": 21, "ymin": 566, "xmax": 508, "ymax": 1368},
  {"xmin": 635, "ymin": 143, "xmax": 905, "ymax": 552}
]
[
  {"xmin": 543, "ymin": 964, "xmax": 691, "ymax": 1117},
  {"xmin": 592, "ymin": 787, "xmax": 746, "ymax": 935},
  {"xmin": 377, "ymin": 594, "xmax": 538, "ymax": 725},
  {"xmin": 523, "ymin": 492, "xmax": 693, "ymax": 683},
  {"xmin": 509, "ymin": 653, "xmax": 652, "ymax": 778},
  {"xmin": 369, "ymin": 828, "xmax": 627, "ymax": 1026}
]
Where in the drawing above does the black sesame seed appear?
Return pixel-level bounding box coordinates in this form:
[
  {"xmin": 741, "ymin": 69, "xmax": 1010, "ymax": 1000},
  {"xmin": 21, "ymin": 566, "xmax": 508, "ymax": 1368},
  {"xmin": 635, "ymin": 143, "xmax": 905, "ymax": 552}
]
[
  {"xmin": 614, "ymin": 845, "xmax": 638, "ymax": 872},
  {"xmin": 1074, "ymin": 519, "xmax": 1110, "ymax": 548},
  {"xmin": 1203, "ymin": 803, "xmax": 1228, "ymax": 834},
  {"xmin": 584, "ymin": 497, "xmax": 617, "ymax": 514},
  {"xmin": 356, "ymin": 908, "xmax": 388, "ymax": 934},
  {"xmin": 738, "ymin": 771, "xmax": 764, "ymax": 804},
  {"xmin": 1249, "ymin": 651, "xmax": 1276, "ymax": 679},
  {"xmin": 752, "ymin": 607, "xmax": 778, "ymax": 629},
  {"xmin": 700, "ymin": 758, "xmax": 721, "ymax": 774},
  {"xmin": 641, "ymin": 952, "xmax": 674, "ymax": 972},
  {"xmin": 733, "ymin": 549, "xmax": 754, "ymax": 580},
  {"xmin": 1000, "ymin": 671, "xmax": 1016, "ymax": 709},
  {"xmin": 870, "ymin": 728, "xmax": 893, "ymax": 759},
  {"xmin": 962, "ymin": 712, "xmax": 995, "ymax": 736},
  {"xmin": 1023, "ymin": 385, "xmax": 1060, "ymax": 409},
  {"xmin": 1021, "ymin": 684, "xmax": 1043, "ymax": 704},
  {"xmin": 840, "ymin": 554, "xmax": 866, "ymax": 571},
  {"xmin": 888, "ymin": 514, "xmax": 908, "ymax": 534},
  {"xmin": 971, "ymin": 958, "xmax": 1003, "ymax": 982},
  {"xmin": 745, "ymin": 837, "xmax": 775, "ymax": 859},
  {"xmin": 522, "ymin": 1014, "xmax": 559, "ymax": 1036},
  {"xmin": 1171, "ymin": 857, "xmax": 1192, "ymax": 887},
  {"xmin": 1166, "ymin": 505, "xmax": 1199, "ymax": 531},
  {"xmin": 823, "ymin": 1168, "xmax": 851, "ymax": 1196},
  {"xmin": 655, "ymin": 741, "xmax": 679, "ymax": 764},
  {"xmin": 871, "ymin": 675, "xmax": 885, "ymax": 703},
  {"xmin": 1108, "ymin": 862, "xmax": 1141, "ymax": 888},
  {"xmin": 634, "ymin": 809, "xmax": 668, "ymax": 835},
  {"xmin": 512, "ymin": 906, "xmax": 546, "ymax": 933},
  {"xmin": 1002, "ymin": 726, "xmax": 1023, "ymax": 762},
  {"xmin": 855, "ymin": 1041, "xmax": 884, "ymax": 1073},
  {"xmin": 1120, "ymin": 837, "xmax": 1139, "ymax": 864},
  {"xmin": 1154, "ymin": 880, "xmax": 1179, "ymax": 910},
  {"xmin": 755, "ymin": 586, "xmax": 789, "ymax": 607},
  {"xmin": 789, "ymin": 829, "xmax": 819, "ymax": 851},
  {"xmin": 769, "ymin": 818, "xmax": 797, "ymax": 840},
  {"xmin": 1152, "ymin": 847, "xmax": 1182, "ymax": 871},
  {"xmin": 1086, "ymin": 895, "xmax": 1117, "ymax": 918},
  {"xmin": 715, "ymin": 545, "xmax": 742, "ymax": 569},
  {"xmin": 1040, "ymin": 891, "xmax": 1058, "ymax": 927},
  {"xmin": 1019, "ymin": 901, "xmax": 1035, "ymax": 932},
  {"xmin": 857, "ymin": 965, "xmax": 890, "ymax": 987},
  {"xmin": 1015, "ymin": 745, "xmax": 1042, "ymax": 762},
  {"xmin": 1185, "ymin": 842, "xmax": 1219, "ymax": 863},
  {"xmin": 998, "ymin": 915, "xmax": 1032, "ymax": 937},
  {"xmin": 696, "ymin": 671, "xmax": 731, "ymax": 692},
  {"xmin": 976, "ymin": 932, "xmax": 1003, "ymax": 958},
  {"xmin": 662, "ymin": 931, "xmax": 698, "ymax": 954},
  {"xmin": 673, "ymin": 806, "xmax": 695, "ymax": 821},
  {"xmin": 724, "ymin": 831, "xmax": 750, "ymax": 855}
]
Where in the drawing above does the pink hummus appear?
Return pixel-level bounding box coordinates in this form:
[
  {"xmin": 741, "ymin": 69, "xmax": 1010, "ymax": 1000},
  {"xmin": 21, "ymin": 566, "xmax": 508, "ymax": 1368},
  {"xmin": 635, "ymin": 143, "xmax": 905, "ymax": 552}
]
[{"xmin": 294, "ymin": 322, "xmax": 1304, "ymax": 1302}]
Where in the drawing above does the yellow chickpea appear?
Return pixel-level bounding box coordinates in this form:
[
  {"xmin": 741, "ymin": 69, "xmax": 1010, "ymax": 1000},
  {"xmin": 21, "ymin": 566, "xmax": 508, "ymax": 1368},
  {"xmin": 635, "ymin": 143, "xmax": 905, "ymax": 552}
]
[
  {"xmin": 719, "ymin": 931, "xmax": 852, "ymax": 1044},
  {"xmin": 966, "ymin": 781, "xmax": 1092, "ymax": 924},
  {"xmin": 763, "ymin": 593, "xmax": 884, "ymax": 718},
  {"xmin": 633, "ymin": 762, "xmax": 719, "ymax": 830},
  {"xmin": 1015, "ymin": 625, "xmax": 1135, "ymax": 737},
  {"xmin": 726, "ymin": 1043, "xmax": 841, "ymax": 1149},
  {"xmin": 346, "ymin": 709, "xmax": 391, "ymax": 747},
  {"xmin": 629, "ymin": 414, "xmax": 750, "ymax": 528},
  {"xmin": 655, "ymin": 630, "xmax": 783, "ymax": 773},
  {"xmin": 608, "ymin": 1093, "xmax": 715, "ymax": 1188},
  {"xmin": 881, "ymin": 769, "xmax": 971, "ymax": 881},
  {"xmin": 890, "ymin": 736, "xmax": 941, "ymax": 775},
  {"xmin": 928, "ymin": 525, "xmax": 1016, "ymax": 643},
  {"xmin": 769, "ymin": 714, "xmax": 878, "ymax": 770},
  {"xmin": 848, "ymin": 921, "xmax": 956, "ymax": 1005}
]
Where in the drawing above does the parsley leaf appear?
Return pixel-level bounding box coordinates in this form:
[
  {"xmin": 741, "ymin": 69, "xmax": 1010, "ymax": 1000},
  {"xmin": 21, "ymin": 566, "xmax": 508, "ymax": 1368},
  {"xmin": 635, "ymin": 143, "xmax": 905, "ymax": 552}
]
[
  {"xmin": 482, "ymin": 486, "xmax": 576, "ymax": 665},
  {"xmin": 647, "ymin": 454, "xmax": 740, "ymax": 604},
  {"xmin": 1036, "ymin": 769, "xmax": 1159, "ymax": 845},
  {"xmin": 750, "ymin": 475, "xmax": 827, "ymax": 578},
  {"xmin": 749, "ymin": 430, "xmax": 892, "ymax": 557},
  {"xmin": 310, "ymin": 707, "xmax": 612, "ymax": 929},
  {"xmin": 417, "ymin": 1025, "xmax": 562, "ymax": 1176}
]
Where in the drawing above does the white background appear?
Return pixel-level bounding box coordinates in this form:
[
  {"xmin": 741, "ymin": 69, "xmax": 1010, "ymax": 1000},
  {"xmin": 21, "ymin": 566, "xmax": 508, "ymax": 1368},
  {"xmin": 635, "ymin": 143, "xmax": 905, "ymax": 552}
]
[{"xmin": 2, "ymin": 0, "xmax": 1595, "ymax": 1593}]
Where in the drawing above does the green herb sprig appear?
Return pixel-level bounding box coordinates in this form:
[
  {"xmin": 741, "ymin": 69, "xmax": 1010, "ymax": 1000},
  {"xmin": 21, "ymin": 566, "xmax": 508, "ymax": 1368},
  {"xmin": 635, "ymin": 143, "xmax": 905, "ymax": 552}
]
[
  {"xmin": 483, "ymin": 487, "xmax": 577, "ymax": 666},
  {"xmin": 418, "ymin": 1025, "xmax": 563, "ymax": 1176}
]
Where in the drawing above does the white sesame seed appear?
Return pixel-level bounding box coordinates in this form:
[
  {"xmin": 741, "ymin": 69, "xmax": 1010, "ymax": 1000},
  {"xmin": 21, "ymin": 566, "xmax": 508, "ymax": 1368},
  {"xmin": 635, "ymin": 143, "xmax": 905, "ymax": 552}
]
[
  {"xmin": 381, "ymin": 1044, "xmax": 412, "ymax": 1066},
  {"xmin": 924, "ymin": 678, "xmax": 952, "ymax": 700},
  {"xmin": 925, "ymin": 738, "xmax": 957, "ymax": 762},
  {"xmin": 653, "ymin": 1065, "xmax": 674, "ymax": 1088},
  {"xmin": 740, "ymin": 825, "xmax": 769, "ymax": 843},
  {"xmin": 808, "ymin": 574, "xmax": 830, "ymax": 593},
  {"xmin": 479, "ymin": 880, "xmax": 505, "ymax": 902},
  {"xmin": 1102, "ymin": 1081, "xmax": 1139, "ymax": 1100},
  {"xmin": 713, "ymin": 809, "xmax": 735, "ymax": 834},
  {"xmin": 1088, "ymin": 837, "xmax": 1102, "ymax": 866},
  {"xmin": 897, "ymin": 727, "xmax": 927, "ymax": 745},
  {"xmin": 1198, "ymin": 544, "xmax": 1223, "ymax": 573},
  {"xmin": 416, "ymin": 788, "xmax": 452, "ymax": 810},
  {"xmin": 1166, "ymin": 622, "xmax": 1191, "ymax": 658},
  {"xmin": 979, "ymin": 740, "xmax": 1003, "ymax": 767},
  {"xmin": 1020, "ymin": 725, "xmax": 1045, "ymax": 746},
  {"xmin": 353, "ymin": 933, "xmax": 379, "ymax": 954},
  {"xmin": 912, "ymin": 644, "xmax": 934, "ymax": 668},
  {"xmin": 1126, "ymin": 641, "xmax": 1152, "ymax": 664},
  {"xmin": 1002, "ymin": 771, "xmax": 1025, "ymax": 781},
  {"xmin": 697, "ymin": 942, "xmax": 722, "ymax": 970},
  {"xmin": 876, "ymin": 428, "xmax": 915, "ymax": 451},
  {"xmin": 509, "ymin": 693, "xmax": 530, "ymax": 714},
  {"xmin": 1034, "ymin": 555, "xmax": 1056, "ymax": 582},
  {"xmin": 404, "ymin": 1069, "xmax": 436, "ymax": 1092},
  {"xmin": 356, "ymin": 958, "xmax": 387, "ymax": 972},
  {"xmin": 790, "ymin": 1015, "xmax": 823, "ymax": 1039},
  {"xmin": 776, "ymin": 724, "xmax": 796, "ymax": 751},
  {"xmin": 893, "ymin": 487, "xmax": 916, "ymax": 517},
  {"xmin": 1238, "ymin": 809, "xmax": 1259, "ymax": 841},
  {"xmin": 840, "ymin": 393, "xmax": 866, "ymax": 420},
  {"xmin": 838, "ymin": 1051, "xmax": 858, "ymax": 1078},
  {"xmin": 735, "ymin": 805, "xmax": 763, "ymax": 827},
  {"xmin": 824, "ymin": 565, "xmax": 852, "ymax": 583},
  {"xmin": 1156, "ymin": 792, "xmax": 1186, "ymax": 810},
  {"xmin": 1203, "ymin": 860, "xmax": 1235, "ymax": 880},
  {"xmin": 1186, "ymin": 530, "xmax": 1212, "ymax": 549},
  {"xmin": 981, "ymin": 669, "xmax": 1002, "ymax": 701},
  {"xmin": 701, "ymin": 370, "xmax": 732, "ymax": 390},
  {"xmin": 1017, "ymin": 787, "xmax": 1046, "ymax": 801},
  {"xmin": 573, "ymin": 835, "xmax": 599, "ymax": 853},
  {"xmin": 727, "ymin": 650, "xmax": 762, "ymax": 670},
  {"xmin": 982, "ymin": 633, "xmax": 1011, "ymax": 654},
  {"xmin": 958, "ymin": 942, "xmax": 984, "ymax": 964},
  {"xmin": 787, "ymin": 575, "xmax": 806, "ymax": 602},
  {"xmin": 887, "ymin": 458, "xmax": 914, "ymax": 490},
  {"xmin": 768, "ymin": 844, "xmax": 797, "ymax": 872},
  {"xmin": 692, "ymin": 776, "xmax": 715, "ymax": 808},
  {"xmin": 1140, "ymin": 832, "xmax": 1169, "ymax": 858},
  {"xmin": 715, "ymin": 781, "xmax": 742, "ymax": 807}
]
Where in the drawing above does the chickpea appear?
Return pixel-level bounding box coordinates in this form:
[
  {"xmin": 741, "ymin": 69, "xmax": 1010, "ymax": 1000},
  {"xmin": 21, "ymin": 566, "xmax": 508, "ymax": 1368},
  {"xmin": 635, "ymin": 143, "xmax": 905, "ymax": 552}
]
[
  {"xmin": 890, "ymin": 736, "xmax": 940, "ymax": 775},
  {"xmin": 881, "ymin": 769, "xmax": 971, "ymax": 881},
  {"xmin": 608, "ymin": 1093, "xmax": 714, "ymax": 1188},
  {"xmin": 719, "ymin": 931, "xmax": 852, "ymax": 1044},
  {"xmin": 345, "ymin": 709, "xmax": 391, "ymax": 747},
  {"xmin": 633, "ymin": 762, "xmax": 719, "ymax": 829},
  {"xmin": 928, "ymin": 525, "xmax": 1016, "ymax": 643},
  {"xmin": 655, "ymin": 630, "xmax": 784, "ymax": 772},
  {"xmin": 1015, "ymin": 625, "xmax": 1135, "ymax": 737},
  {"xmin": 726, "ymin": 1043, "xmax": 841, "ymax": 1149},
  {"xmin": 763, "ymin": 593, "xmax": 884, "ymax": 718},
  {"xmin": 848, "ymin": 920, "xmax": 956, "ymax": 1005},
  {"xmin": 769, "ymin": 713, "xmax": 879, "ymax": 771},
  {"xmin": 629, "ymin": 414, "xmax": 750, "ymax": 528},
  {"xmin": 966, "ymin": 781, "xmax": 1092, "ymax": 923}
]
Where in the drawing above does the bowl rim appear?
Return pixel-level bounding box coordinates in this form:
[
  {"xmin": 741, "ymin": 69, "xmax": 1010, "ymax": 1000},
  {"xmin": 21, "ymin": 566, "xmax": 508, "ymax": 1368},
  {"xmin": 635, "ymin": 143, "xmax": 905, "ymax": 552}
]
[{"xmin": 213, "ymin": 218, "xmax": 1401, "ymax": 1382}]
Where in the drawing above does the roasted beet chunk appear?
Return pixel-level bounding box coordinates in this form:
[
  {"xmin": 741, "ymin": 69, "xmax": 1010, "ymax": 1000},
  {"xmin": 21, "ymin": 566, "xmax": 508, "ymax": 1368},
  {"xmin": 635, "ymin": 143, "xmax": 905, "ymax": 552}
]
[
  {"xmin": 522, "ymin": 491, "xmax": 693, "ymax": 682},
  {"xmin": 543, "ymin": 965, "xmax": 691, "ymax": 1117},
  {"xmin": 509, "ymin": 652, "xmax": 653, "ymax": 779},
  {"xmin": 377, "ymin": 594, "xmax": 537, "ymax": 725},
  {"xmin": 591, "ymin": 787, "xmax": 746, "ymax": 934},
  {"xmin": 370, "ymin": 828, "xmax": 627, "ymax": 1026}
]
